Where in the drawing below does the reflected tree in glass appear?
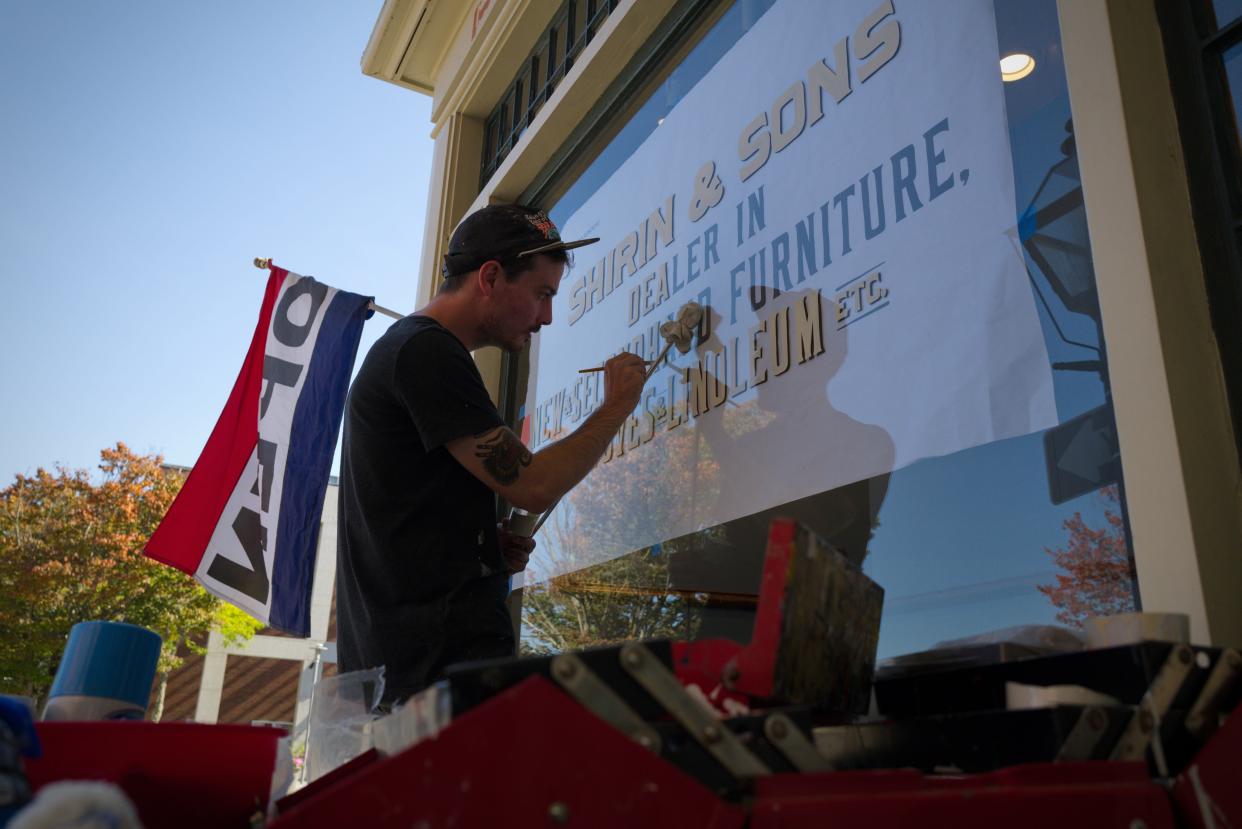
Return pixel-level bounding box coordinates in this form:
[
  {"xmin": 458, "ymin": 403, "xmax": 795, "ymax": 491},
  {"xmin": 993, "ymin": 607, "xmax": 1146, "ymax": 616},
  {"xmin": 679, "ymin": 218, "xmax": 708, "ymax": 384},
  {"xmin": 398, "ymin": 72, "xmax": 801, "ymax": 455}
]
[
  {"xmin": 519, "ymin": 423, "xmax": 717, "ymax": 654},
  {"xmin": 519, "ymin": 546, "xmax": 706, "ymax": 655},
  {"xmin": 1037, "ymin": 485, "xmax": 1135, "ymax": 627}
]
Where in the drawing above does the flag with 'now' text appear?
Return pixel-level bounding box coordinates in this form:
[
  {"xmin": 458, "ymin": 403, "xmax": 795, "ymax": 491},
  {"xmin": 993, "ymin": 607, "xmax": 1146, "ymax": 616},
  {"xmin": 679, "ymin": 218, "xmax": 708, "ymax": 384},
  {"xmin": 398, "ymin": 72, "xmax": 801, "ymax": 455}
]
[{"xmin": 146, "ymin": 266, "xmax": 372, "ymax": 636}]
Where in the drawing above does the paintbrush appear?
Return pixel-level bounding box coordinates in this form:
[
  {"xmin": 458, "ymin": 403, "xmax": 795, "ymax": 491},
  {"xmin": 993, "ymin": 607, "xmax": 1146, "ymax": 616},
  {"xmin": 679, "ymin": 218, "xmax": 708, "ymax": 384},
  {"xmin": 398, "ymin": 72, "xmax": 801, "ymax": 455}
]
[
  {"xmin": 577, "ymin": 360, "xmax": 655, "ymax": 373},
  {"xmin": 532, "ymin": 300, "xmax": 705, "ymax": 536}
]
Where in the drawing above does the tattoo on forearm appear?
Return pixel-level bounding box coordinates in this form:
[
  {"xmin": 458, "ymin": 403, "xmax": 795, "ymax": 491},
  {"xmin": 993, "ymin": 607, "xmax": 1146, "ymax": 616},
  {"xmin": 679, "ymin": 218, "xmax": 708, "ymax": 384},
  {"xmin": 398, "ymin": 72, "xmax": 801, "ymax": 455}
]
[{"xmin": 475, "ymin": 429, "xmax": 532, "ymax": 485}]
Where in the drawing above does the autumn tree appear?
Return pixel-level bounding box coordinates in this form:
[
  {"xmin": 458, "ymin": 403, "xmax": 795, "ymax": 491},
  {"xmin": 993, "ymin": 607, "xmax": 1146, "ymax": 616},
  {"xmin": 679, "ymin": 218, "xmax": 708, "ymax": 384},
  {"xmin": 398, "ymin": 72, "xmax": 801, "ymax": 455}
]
[
  {"xmin": 1037, "ymin": 485, "xmax": 1137, "ymax": 627},
  {"xmin": 0, "ymin": 443, "xmax": 261, "ymax": 717}
]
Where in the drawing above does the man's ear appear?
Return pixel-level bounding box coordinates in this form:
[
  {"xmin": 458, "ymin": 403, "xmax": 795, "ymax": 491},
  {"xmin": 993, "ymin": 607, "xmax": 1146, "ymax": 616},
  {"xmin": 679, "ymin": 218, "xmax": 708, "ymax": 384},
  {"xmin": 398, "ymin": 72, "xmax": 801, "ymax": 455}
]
[{"xmin": 476, "ymin": 260, "xmax": 503, "ymax": 298}]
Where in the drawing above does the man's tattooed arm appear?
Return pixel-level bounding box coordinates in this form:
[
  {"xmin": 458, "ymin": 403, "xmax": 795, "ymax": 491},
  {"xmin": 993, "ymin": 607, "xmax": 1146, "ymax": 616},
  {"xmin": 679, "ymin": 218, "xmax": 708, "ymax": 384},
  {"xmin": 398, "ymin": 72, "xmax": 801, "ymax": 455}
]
[
  {"xmin": 446, "ymin": 385, "xmax": 638, "ymax": 509},
  {"xmin": 474, "ymin": 428, "xmax": 532, "ymax": 485}
]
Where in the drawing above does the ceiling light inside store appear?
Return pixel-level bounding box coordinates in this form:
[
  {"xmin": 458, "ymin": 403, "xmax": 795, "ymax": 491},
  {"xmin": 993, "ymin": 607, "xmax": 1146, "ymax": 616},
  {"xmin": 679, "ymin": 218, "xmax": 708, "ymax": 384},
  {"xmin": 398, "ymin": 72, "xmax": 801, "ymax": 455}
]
[{"xmin": 1000, "ymin": 53, "xmax": 1035, "ymax": 82}]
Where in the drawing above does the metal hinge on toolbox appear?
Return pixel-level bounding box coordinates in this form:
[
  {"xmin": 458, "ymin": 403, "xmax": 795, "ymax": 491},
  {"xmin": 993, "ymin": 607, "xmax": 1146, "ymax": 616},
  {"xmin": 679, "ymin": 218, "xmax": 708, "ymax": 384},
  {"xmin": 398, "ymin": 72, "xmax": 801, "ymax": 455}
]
[
  {"xmin": 1102, "ymin": 643, "xmax": 1239, "ymax": 776},
  {"xmin": 446, "ymin": 638, "xmax": 832, "ymax": 795},
  {"xmin": 1183, "ymin": 647, "xmax": 1240, "ymax": 741},
  {"xmin": 619, "ymin": 642, "xmax": 770, "ymax": 778},
  {"xmin": 1109, "ymin": 643, "xmax": 1198, "ymax": 772},
  {"xmin": 548, "ymin": 642, "xmax": 832, "ymax": 779}
]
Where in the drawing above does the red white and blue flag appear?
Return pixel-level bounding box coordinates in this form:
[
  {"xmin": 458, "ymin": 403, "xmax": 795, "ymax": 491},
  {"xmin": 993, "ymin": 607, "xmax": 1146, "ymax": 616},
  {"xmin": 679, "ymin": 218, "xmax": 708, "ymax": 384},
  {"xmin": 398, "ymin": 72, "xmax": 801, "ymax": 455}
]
[{"xmin": 146, "ymin": 266, "xmax": 372, "ymax": 636}]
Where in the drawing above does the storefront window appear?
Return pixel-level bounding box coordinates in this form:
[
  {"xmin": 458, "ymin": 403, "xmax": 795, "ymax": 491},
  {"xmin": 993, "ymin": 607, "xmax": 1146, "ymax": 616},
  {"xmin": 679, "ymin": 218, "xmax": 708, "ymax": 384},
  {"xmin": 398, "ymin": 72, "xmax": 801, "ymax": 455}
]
[
  {"xmin": 1213, "ymin": 0, "xmax": 1242, "ymax": 28},
  {"xmin": 1225, "ymin": 41, "xmax": 1242, "ymax": 136},
  {"xmin": 518, "ymin": 0, "xmax": 1137, "ymax": 660}
]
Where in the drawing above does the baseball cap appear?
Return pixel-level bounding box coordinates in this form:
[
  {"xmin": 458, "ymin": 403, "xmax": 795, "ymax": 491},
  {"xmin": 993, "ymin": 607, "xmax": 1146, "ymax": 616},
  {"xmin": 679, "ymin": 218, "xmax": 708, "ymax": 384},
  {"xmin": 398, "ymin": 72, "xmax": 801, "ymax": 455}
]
[{"xmin": 440, "ymin": 204, "xmax": 600, "ymax": 279}]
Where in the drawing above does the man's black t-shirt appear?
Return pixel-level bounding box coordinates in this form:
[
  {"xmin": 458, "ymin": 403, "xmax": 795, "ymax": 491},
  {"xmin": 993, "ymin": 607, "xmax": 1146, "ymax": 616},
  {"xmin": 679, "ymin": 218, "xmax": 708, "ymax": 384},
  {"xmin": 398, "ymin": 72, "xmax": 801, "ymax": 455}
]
[{"xmin": 336, "ymin": 315, "xmax": 510, "ymax": 703}]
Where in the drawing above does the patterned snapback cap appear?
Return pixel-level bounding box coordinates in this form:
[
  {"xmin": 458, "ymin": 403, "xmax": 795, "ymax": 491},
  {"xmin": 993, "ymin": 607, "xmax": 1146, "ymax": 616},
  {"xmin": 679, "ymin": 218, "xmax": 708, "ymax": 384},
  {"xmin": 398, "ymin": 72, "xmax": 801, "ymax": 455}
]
[{"xmin": 441, "ymin": 204, "xmax": 599, "ymax": 278}]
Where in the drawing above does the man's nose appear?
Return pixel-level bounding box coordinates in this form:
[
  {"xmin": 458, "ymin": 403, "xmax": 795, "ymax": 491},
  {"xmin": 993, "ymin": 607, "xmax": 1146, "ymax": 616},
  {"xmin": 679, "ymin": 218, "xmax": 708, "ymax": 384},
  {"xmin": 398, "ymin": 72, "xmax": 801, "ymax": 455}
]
[{"xmin": 538, "ymin": 301, "xmax": 553, "ymax": 327}]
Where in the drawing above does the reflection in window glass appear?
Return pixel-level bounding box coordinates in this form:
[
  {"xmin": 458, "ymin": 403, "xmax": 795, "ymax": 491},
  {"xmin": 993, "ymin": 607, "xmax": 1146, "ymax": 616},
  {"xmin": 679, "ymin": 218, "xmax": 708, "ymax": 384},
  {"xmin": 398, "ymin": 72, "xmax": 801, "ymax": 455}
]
[
  {"xmin": 526, "ymin": 0, "xmax": 1137, "ymax": 660},
  {"xmin": 549, "ymin": 0, "xmax": 779, "ymax": 232},
  {"xmin": 522, "ymin": 548, "xmax": 708, "ymax": 653},
  {"xmin": 1223, "ymin": 41, "xmax": 1242, "ymax": 154},
  {"xmin": 1213, "ymin": 0, "xmax": 1242, "ymax": 28}
]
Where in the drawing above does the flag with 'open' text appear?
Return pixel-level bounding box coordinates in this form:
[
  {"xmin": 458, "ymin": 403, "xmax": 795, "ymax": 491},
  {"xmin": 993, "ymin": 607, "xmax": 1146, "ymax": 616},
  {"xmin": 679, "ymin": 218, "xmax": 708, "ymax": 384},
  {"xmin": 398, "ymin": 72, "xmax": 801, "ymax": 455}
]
[{"xmin": 146, "ymin": 266, "xmax": 371, "ymax": 636}]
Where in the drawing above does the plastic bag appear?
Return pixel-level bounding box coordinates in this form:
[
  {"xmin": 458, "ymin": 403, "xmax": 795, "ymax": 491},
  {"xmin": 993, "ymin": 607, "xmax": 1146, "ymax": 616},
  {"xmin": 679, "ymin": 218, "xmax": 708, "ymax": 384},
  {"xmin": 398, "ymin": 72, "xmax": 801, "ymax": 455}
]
[
  {"xmin": 266, "ymin": 736, "xmax": 294, "ymax": 817},
  {"xmin": 371, "ymin": 680, "xmax": 452, "ymax": 756},
  {"xmin": 305, "ymin": 667, "xmax": 384, "ymax": 783}
]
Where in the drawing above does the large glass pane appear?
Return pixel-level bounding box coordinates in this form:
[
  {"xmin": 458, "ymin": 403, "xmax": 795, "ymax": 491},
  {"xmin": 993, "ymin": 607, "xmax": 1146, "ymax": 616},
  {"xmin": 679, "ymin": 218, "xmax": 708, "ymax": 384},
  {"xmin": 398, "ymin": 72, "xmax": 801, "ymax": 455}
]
[
  {"xmin": 1213, "ymin": 0, "xmax": 1242, "ymax": 28},
  {"xmin": 1222, "ymin": 40, "xmax": 1242, "ymax": 160},
  {"xmin": 521, "ymin": 0, "xmax": 1136, "ymax": 659}
]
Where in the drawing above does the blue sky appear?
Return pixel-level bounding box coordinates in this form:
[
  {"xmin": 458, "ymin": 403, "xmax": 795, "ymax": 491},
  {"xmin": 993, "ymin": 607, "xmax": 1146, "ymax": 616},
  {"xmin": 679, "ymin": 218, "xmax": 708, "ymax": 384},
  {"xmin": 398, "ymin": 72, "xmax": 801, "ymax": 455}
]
[{"xmin": 0, "ymin": 2, "xmax": 432, "ymax": 483}]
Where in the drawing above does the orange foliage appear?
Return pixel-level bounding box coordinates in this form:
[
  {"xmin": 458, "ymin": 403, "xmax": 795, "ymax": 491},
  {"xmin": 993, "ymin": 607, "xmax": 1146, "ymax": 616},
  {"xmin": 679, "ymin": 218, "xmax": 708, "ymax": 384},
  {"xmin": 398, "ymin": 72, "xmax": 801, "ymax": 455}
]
[
  {"xmin": 0, "ymin": 444, "xmax": 246, "ymax": 708},
  {"xmin": 1036, "ymin": 486, "xmax": 1136, "ymax": 628}
]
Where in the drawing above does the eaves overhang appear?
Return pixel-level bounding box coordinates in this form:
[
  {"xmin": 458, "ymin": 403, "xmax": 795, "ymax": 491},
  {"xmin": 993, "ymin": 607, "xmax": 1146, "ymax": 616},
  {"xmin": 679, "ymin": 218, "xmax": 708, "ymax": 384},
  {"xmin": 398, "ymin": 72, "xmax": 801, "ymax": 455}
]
[{"xmin": 361, "ymin": 0, "xmax": 473, "ymax": 96}]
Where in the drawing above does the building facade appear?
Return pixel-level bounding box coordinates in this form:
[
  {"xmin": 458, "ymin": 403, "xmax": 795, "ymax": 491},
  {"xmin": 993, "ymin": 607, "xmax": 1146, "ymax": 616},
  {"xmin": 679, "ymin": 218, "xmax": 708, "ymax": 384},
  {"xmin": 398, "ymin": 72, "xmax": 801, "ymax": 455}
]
[{"xmin": 360, "ymin": 0, "xmax": 1242, "ymax": 656}]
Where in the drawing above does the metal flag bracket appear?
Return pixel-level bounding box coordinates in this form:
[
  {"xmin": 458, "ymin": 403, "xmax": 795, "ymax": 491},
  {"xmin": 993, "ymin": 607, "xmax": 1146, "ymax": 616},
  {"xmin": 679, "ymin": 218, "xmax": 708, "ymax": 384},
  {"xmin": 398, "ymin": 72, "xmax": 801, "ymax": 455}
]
[{"xmin": 254, "ymin": 257, "xmax": 403, "ymax": 321}]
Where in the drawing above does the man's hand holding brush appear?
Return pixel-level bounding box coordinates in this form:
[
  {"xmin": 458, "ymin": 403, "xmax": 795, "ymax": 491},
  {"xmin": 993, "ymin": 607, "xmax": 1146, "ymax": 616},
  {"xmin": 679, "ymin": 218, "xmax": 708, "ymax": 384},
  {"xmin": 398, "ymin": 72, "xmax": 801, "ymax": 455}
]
[{"xmin": 599, "ymin": 352, "xmax": 648, "ymax": 417}]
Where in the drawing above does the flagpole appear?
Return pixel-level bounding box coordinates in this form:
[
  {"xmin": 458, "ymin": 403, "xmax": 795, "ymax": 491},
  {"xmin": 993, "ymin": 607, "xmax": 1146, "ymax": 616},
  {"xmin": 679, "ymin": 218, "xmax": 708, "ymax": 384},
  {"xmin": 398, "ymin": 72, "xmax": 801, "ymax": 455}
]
[{"xmin": 253, "ymin": 258, "xmax": 404, "ymax": 321}]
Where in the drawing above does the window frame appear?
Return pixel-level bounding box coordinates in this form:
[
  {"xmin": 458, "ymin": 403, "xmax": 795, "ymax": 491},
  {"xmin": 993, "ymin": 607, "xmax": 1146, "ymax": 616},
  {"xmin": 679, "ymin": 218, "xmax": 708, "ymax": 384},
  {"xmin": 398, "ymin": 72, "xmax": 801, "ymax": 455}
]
[{"xmin": 1157, "ymin": 0, "xmax": 1242, "ymax": 471}]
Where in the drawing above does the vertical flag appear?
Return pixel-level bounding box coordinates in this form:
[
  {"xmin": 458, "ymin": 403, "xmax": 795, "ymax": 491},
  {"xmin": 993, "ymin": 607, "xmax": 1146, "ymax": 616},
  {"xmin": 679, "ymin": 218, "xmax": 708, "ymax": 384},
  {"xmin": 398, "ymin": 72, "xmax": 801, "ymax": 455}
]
[{"xmin": 146, "ymin": 266, "xmax": 373, "ymax": 636}]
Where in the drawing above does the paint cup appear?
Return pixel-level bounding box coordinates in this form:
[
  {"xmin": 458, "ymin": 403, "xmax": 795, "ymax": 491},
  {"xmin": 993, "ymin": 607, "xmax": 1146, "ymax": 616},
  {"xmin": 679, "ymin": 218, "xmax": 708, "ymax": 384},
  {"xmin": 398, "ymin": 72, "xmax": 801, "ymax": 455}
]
[
  {"xmin": 507, "ymin": 508, "xmax": 541, "ymax": 538},
  {"xmin": 42, "ymin": 621, "xmax": 162, "ymax": 721}
]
